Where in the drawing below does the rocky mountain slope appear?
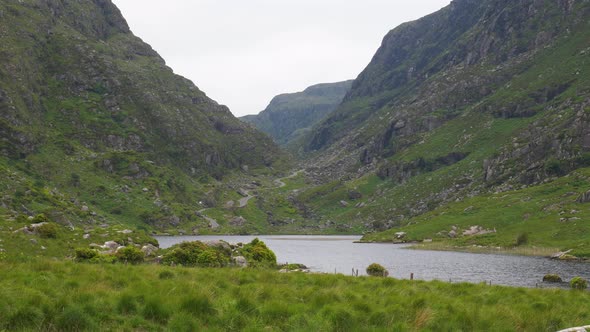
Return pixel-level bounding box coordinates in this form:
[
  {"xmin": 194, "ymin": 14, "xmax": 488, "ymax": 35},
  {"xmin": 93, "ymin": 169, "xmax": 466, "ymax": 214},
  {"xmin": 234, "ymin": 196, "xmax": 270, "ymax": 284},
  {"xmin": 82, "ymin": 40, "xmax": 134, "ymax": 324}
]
[
  {"xmin": 283, "ymin": 0, "xmax": 590, "ymax": 246},
  {"xmin": 240, "ymin": 81, "xmax": 352, "ymax": 147},
  {"xmin": 0, "ymin": 0, "xmax": 285, "ymax": 232}
]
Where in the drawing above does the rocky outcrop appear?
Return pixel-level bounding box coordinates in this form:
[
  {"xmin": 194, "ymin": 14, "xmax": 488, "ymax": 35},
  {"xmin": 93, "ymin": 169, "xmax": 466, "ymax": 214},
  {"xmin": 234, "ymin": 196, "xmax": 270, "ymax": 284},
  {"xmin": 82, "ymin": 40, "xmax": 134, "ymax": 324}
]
[
  {"xmin": 296, "ymin": 0, "xmax": 590, "ymax": 231},
  {"xmin": 576, "ymin": 190, "xmax": 590, "ymax": 203}
]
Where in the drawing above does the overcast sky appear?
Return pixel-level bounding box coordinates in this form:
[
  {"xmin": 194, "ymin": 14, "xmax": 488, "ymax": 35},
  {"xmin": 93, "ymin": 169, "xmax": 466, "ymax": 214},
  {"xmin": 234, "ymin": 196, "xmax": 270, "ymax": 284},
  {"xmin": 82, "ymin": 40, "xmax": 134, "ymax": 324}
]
[{"xmin": 111, "ymin": 1, "xmax": 451, "ymax": 117}]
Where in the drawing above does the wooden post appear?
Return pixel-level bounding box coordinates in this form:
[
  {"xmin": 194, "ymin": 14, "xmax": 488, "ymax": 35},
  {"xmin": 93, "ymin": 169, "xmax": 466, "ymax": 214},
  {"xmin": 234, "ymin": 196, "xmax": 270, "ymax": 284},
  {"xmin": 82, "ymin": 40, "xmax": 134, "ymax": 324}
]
[{"xmin": 410, "ymin": 273, "xmax": 414, "ymax": 281}]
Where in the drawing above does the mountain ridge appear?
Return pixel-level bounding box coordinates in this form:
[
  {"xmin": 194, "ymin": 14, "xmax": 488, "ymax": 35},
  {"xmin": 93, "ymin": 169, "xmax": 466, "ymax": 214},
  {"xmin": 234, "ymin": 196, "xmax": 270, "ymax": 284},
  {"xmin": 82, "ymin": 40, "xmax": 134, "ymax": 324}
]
[
  {"xmin": 0, "ymin": 0, "xmax": 286, "ymax": 232},
  {"xmin": 240, "ymin": 80, "xmax": 352, "ymax": 147}
]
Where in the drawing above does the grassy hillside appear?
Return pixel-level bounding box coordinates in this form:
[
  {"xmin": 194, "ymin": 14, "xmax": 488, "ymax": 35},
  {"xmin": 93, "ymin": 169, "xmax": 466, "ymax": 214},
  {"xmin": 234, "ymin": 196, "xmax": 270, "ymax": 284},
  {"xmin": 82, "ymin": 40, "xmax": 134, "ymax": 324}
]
[
  {"xmin": 273, "ymin": 0, "xmax": 590, "ymax": 246},
  {"xmin": 0, "ymin": 0, "xmax": 287, "ymax": 233},
  {"xmin": 362, "ymin": 167, "xmax": 590, "ymax": 257},
  {"xmin": 1, "ymin": 259, "xmax": 589, "ymax": 331}
]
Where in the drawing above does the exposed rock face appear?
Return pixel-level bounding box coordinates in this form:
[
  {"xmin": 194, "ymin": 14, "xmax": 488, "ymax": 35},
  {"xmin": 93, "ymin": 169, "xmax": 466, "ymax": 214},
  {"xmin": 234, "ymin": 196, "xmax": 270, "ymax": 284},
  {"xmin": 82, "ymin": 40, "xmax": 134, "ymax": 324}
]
[
  {"xmin": 241, "ymin": 81, "xmax": 353, "ymax": 146},
  {"xmin": 296, "ymin": 0, "xmax": 590, "ymax": 227}
]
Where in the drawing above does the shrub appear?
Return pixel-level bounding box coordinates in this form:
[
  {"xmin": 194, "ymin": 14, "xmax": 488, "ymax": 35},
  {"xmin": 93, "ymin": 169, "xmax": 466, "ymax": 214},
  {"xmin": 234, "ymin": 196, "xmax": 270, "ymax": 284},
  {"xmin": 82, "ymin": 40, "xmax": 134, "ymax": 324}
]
[
  {"xmin": 515, "ymin": 233, "xmax": 528, "ymax": 246},
  {"xmin": 32, "ymin": 214, "xmax": 50, "ymax": 224},
  {"xmin": 15, "ymin": 214, "xmax": 29, "ymax": 223},
  {"xmin": 161, "ymin": 241, "xmax": 230, "ymax": 267},
  {"xmin": 239, "ymin": 238, "xmax": 277, "ymax": 268},
  {"xmin": 37, "ymin": 222, "xmax": 58, "ymax": 238},
  {"xmin": 570, "ymin": 277, "xmax": 588, "ymax": 290},
  {"xmin": 542, "ymin": 274, "xmax": 562, "ymax": 283},
  {"xmin": 75, "ymin": 248, "xmax": 99, "ymax": 261},
  {"xmin": 366, "ymin": 263, "xmax": 389, "ymax": 277},
  {"xmin": 197, "ymin": 249, "xmax": 228, "ymax": 267},
  {"xmin": 116, "ymin": 246, "xmax": 144, "ymax": 264}
]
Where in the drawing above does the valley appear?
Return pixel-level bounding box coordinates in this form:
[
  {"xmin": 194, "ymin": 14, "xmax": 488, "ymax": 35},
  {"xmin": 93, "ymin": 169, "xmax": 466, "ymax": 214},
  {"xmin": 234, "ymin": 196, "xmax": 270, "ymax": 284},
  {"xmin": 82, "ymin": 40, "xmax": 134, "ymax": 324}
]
[{"xmin": 1, "ymin": 0, "xmax": 590, "ymax": 330}]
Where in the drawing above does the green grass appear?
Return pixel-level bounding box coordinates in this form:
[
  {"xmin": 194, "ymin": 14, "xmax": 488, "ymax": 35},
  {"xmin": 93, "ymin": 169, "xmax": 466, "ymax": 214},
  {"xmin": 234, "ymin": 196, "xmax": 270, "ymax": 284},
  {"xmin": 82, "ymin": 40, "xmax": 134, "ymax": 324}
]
[
  {"xmin": 363, "ymin": 167, "xmax": 590, "ymax": 257},
  {"xmin": 0, "ymin": 259, "xmax": 589, "ymax": 331}
]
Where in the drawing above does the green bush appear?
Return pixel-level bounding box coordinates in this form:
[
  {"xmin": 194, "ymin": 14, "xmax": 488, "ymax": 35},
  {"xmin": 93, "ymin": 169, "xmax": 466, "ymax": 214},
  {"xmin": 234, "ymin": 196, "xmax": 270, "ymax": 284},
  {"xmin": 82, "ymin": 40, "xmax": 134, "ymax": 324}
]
[
  {"xmin": 116, "ymin": 246, "xmax": 144, "ymax": 264},
  {"xmin": 161, "ymin": 241, "xmax": 230, "ymax": 267},
  {"xmin": 515, "ymin": 233, "xmax": 528, "ymax": 246},
  {"xmin": 75, "ymin": 248, "xmax": 99, "ymax": 261},
  {"xmin": 239, "ymin": 238, "xmax": 277, "ymax": 268},
  {"xmin": 32, "ymin": 214, "xmax": 50, "ymax": 224},
  {"xmin": 366, "ymin": 263, "xmax": 389, "ymax": 277},
  {"xmin": 37, "ymin": 222, "xmax": 58, "ymax": 238},
  {"xmin": 15, "ymin": 214, "xmax": 29, "ymax": 223},
  {"xmin": 89, "ymin": 254, "xmax": 117, "ymax": 264},
  {"xmin": 542, "ymin": 274, "xmax": 562, "ymax": 283},
  {"xmin": 197, "ymin": 248, "xmax": 228, "ymax": 267},
  {"xmin": 570, "ymin": 277, "xmax": 588, "ymax": 290}
]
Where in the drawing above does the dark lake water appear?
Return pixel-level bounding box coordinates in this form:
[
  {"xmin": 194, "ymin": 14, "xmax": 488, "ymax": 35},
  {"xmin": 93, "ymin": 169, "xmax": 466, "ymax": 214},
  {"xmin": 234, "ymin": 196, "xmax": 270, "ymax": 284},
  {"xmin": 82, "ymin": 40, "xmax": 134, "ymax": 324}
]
[{"xmin": 155, "ymin": 235, "xmax": 590, "ymax": 288}]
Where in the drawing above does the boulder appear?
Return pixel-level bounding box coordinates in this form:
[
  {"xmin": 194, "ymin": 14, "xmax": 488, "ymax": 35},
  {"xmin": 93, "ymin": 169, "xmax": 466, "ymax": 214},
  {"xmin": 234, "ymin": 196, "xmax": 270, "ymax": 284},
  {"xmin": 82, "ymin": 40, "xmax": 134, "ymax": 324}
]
[
  {"xmin": 557, "ymin": 326, "xmax": 590, "ymax": 332},
  {"xmin": 395, "ymin": 232, "xmax": 407, "ymax": 239},
  {"xmin": 13, "ymin": 222, "xmax": 47, "ymax": 235},
  {"xmin": 340, "ymin": 200, "xmax": 349, "ymax": 207},
  {"xmin": 229, "ymin": 216, "xmax": 247, "ymax": 226},
  {"xmin": 205, "ymin": 240, "xmax": 231, "ymax": 252},
  {"xmin": 577, "ymin": 190, "xmax": 590, "ymax": 203},
  {"xmin": 141, "ymin": 244, "xmax": 159, "ymax": 257},
  {"xmin": 83, "ymin": 233, "xmax": 91, "ymax": 239},
  {"xmin": 237, "ymin": 188, "xmax": 249, "ymax": 197},
  {"xmin": 462, "ymin": 225, "xmax": 496, "ymax": 236},
  {"xmin": 232, "ymin": 256, "xmax": 248, "ymax": 267},
  {"xmin": 101, "ymin": 241, "xmax": 121, "ymax": 253},
  {"xmin": 551, "ymin": 249, "xmax": 573, "ymax": 259}
]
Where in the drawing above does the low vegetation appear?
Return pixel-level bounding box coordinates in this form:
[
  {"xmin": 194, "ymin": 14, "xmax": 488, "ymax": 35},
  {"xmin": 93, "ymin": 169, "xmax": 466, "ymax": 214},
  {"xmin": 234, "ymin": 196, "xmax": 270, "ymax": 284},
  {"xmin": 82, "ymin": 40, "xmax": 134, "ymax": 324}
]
[
  {"xmin": 366, "ymin": 263, "xmax": 389, "ymax": 277},
  {"xmin": 543, "ymin": 274, "xmax": 563, "ymax": 283},
  {"xmin": 570, "ymin": 277, "xmax": 589, "ymax": 290},
  {"xmin": 1, "ymin": 259, "xmax": 589, "ymax": 331},
  {"xmin": 362, "ymin": 168, "xmax": 590, "ymax": 258}
]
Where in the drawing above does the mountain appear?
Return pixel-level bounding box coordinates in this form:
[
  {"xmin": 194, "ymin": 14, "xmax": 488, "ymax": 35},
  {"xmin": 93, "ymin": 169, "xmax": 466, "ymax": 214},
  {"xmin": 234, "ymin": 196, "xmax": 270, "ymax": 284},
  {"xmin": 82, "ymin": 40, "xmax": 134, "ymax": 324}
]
[
  {"xmin": 240, "ymin": 81, "xmax": 352, "ymax": 147},
  {"xmin": 0, "ymin": 0, "xmax": 285, "ymax": 231},
  {"xmin": 285, "ymin": 0, "xmax": 590, "ymax": 250}
]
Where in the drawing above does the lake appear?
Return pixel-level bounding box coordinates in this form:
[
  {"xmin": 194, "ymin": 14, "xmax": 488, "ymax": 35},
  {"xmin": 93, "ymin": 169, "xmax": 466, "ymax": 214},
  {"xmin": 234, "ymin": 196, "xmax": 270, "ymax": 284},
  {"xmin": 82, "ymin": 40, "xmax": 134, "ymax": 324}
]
[{"xmin": 155, "ymin": 235, "xmax": 590, "ymax": 288}]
